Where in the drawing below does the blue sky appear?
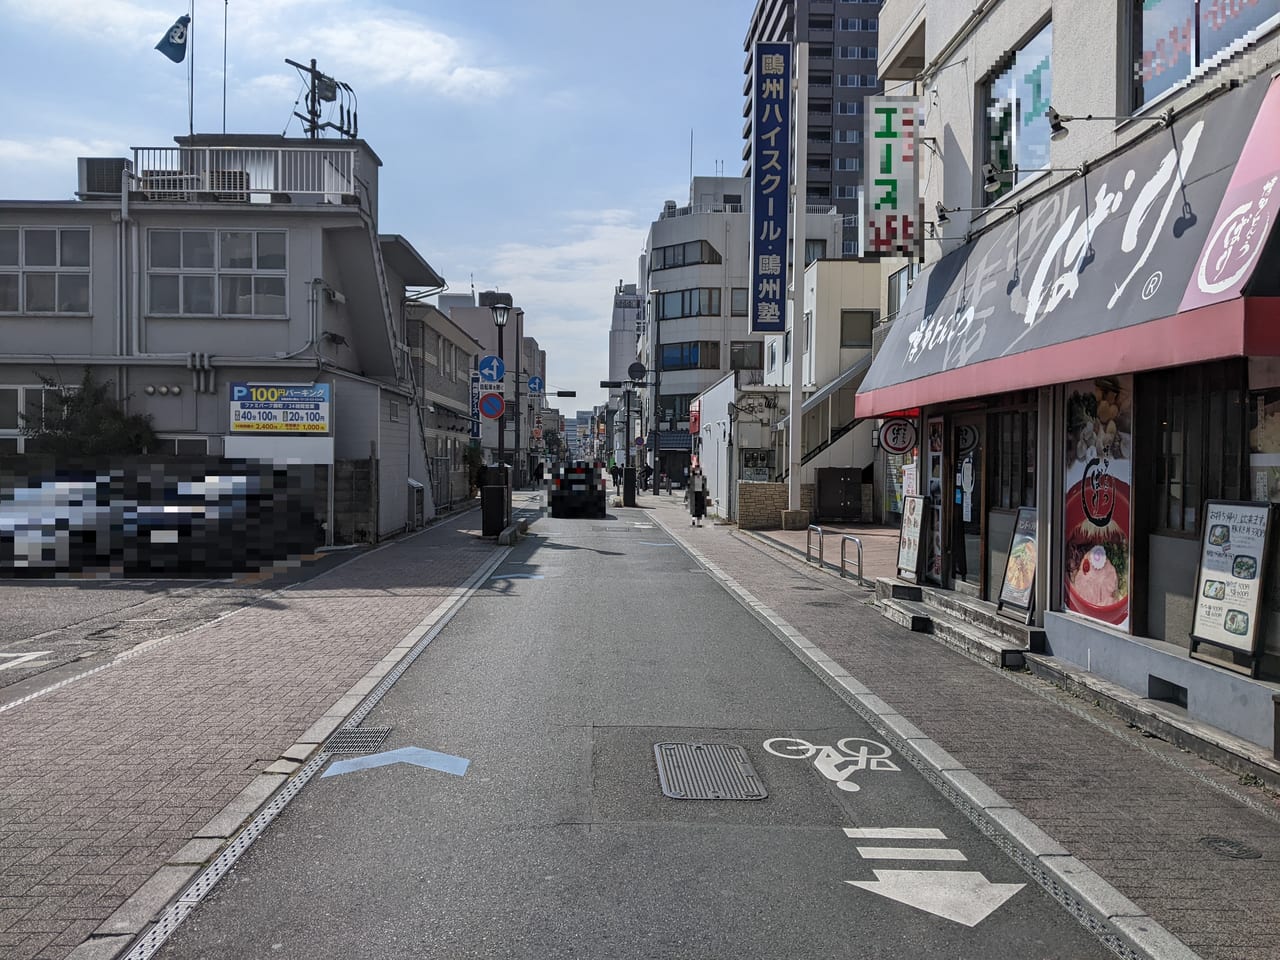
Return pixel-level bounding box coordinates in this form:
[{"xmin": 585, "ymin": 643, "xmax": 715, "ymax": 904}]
[{"xmin": 0, "ymin": 0, "xmax": 754, "ymax": 409}]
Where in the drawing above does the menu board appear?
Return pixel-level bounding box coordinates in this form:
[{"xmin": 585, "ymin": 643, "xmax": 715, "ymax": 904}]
[
  {"xmin": 897, "ymin": 495, "xmax": 926, "ymax": 582},
  {"xmin": 997, "ymin": 507, "xmax": 1038, "ymax": 621},
  {"xmin": 1190, "ymin": 500, "xmax": 1272, "ymax": 667}
]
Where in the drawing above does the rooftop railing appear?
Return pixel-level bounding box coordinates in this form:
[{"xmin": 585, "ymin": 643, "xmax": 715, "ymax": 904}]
[{"xmin": 131, "ymin": 145, "xmax": 360, "ymax": 204}]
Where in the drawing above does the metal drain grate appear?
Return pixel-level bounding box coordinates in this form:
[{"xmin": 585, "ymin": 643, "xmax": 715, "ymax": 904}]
[
  {"xmin": 324, "ymin": 726, "xmax": 392, "ymax": 754},
  {"xmin": 1198, "ymin": 835, "xmax": 1262, "ymax": 859},
  {"xmin": 654, "ymin": 742, "xmax": 767, "ymax": 800}
]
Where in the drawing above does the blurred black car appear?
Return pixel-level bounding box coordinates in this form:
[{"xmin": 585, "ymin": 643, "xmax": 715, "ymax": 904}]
[{"xmin": 547, "ymin": 461, "xmax": 608, "ymax": 519}]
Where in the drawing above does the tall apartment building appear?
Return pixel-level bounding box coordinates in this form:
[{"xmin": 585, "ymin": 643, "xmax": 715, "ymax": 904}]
[{"xmin": 743, "ymin": 0, "xmax": 886, "ymax": 256}]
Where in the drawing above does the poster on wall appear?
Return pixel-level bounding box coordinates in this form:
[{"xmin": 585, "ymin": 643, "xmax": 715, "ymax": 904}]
[
  {"xmin": 897, "ymin": 495, "xmax": 927, "ymax": 582},
  {"xmin": 1062, "ymin": 376, "xmax": 1133, "ymax": 630},
  {"xmin": 1190, "ymin": 500, "xmax": 1273, "ymax": 676},
  {"xmin": 997, "ymin": 506, "xmax": 1038, "ymax": 623},
  {"xmin": 926, "ymin": 418, "xmax": 944, "ymax": 583}
]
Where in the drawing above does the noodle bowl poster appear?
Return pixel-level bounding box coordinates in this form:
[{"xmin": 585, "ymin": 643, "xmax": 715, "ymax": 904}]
[{"xmin": 1062, "ymin": 376, "xmax": 1133, "ymax": 630}]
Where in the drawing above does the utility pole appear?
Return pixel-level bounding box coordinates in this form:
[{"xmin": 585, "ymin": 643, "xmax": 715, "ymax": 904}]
[{"xmin": 787, "ymin": 41, "xmax": 809, "ymax": 513}]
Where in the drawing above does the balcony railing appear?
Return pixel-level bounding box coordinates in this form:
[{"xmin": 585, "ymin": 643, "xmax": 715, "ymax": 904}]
[
  {"xmin": 131, "ymin": 145, "xmax": 359, "ymax": 204},
  {"xmin": 658, "ymin": 202, "xmax": 746, "ymax": 219}
]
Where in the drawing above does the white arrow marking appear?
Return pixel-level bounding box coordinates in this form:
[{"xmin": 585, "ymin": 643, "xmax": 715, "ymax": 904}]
[{"xmin": 846, "ymin": 870, "xmax": 1024, "ymax": 927}]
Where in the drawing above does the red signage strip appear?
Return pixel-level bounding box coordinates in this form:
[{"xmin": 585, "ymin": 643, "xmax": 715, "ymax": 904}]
[{"xmin": 856, "ymin": 297, "xmax": 1250, "ymax": 419}]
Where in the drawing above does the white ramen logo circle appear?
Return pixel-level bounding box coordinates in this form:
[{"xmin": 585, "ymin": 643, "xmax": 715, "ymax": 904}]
[{"xmin": 1141, "ymin": 271, "xmax": 1162, "ymax": 300}]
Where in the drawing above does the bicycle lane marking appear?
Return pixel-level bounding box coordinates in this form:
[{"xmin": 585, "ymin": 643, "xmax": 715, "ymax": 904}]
[{"xmin": 645, "ymin": 508, "xmax": 1201, "ymax": 960}]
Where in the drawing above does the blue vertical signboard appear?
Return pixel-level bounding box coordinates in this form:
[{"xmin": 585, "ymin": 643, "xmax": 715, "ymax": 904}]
[
  {"xmin": 470, "ymin": 371, "xmax": 481, "ymax": 439},
  {"xmin": 751, "ymin": 41, "xmax": 792, "ymax": 334}
]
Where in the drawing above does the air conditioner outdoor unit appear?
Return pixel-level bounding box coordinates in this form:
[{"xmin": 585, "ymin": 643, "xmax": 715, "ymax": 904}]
[
  {"xmin": 208, "ymin": 169, "xmax": 249, "ymax": 200},
  {"xmin": 76, "ymin": 157, "xmax": 132, "ymax": 199}
]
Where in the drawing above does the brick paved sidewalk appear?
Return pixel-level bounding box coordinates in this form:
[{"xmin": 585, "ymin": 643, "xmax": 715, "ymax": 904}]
[
  {"xmin": 642, "ymin": 493, "xmax": 1280, "ymax": 960},
  {"xmin": 0, "ymin": 508, "xmax": 498, "ymax": 960}
]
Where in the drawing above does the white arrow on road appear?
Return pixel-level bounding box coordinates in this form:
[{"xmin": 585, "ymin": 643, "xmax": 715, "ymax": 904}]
[{"xmin": 845, "ymin": 869, "xmax": 1024, "ymax": 927}]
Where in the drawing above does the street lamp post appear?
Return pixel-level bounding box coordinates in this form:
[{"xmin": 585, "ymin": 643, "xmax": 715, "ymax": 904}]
[{"xmin": 491, "ymin": 301, "xmax": 510, "ymax": 522}]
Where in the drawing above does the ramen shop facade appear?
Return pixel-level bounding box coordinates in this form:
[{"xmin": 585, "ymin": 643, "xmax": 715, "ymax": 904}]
[{"xmin": 857, "ymin": 69, "xmax": 1280, "ymax": 751}]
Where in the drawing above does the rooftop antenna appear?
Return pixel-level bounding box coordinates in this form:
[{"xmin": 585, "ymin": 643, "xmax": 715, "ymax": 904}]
[{"xmin": 285, "ymin": 58, "xmax": 357, "ymax": 138}]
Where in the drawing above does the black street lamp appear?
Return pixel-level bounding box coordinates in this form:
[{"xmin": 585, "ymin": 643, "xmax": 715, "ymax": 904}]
[{"xmin": 491, "ymin": 301, "xmax": 510, "ymax": 466}]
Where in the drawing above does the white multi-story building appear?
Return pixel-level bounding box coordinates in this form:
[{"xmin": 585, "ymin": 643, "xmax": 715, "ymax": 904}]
[{"xmin": 637, "ymin": 175, "xmax": 841, "ymax": 482}]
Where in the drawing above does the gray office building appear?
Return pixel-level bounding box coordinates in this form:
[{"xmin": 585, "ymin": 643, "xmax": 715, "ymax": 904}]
[{"xmin": 743, "ymin": 0, "xmax": 885, "ymax": 257}]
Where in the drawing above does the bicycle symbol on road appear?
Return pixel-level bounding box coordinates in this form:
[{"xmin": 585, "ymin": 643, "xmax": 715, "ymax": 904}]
[{"xmin": 763, "ymin": 736, "xmax": 900, "ymax": 792}]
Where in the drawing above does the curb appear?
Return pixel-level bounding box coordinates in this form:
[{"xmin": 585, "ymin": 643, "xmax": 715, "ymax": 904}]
[
  {"xmin": 648, "ymin": 510, "xmax": 1202, "ymax": 960},
  {"xmin": 69, "ymin": 540, "xmax": 512, "ymax": 960}
]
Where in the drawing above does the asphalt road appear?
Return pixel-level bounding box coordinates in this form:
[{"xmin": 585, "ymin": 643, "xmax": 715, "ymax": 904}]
[{"xmin": 153, "ymin": 507, "xmax": 1113, "ymax": 959}]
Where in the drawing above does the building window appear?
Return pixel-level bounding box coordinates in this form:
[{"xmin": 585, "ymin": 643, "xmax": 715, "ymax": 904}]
[
  {"xmin": 148, "ymin": 229, "xmax": 287, "ymax": 317},
  {"xmin": 0, "ymin": 227, "xmax": 91, "ymax": 314},
  {"xmin": 887, "ymin": 263, "xmax": 920, "ymax": 316},
  {"xmin": 661, "ymin": 341, "xmax": 720, "ymax": 371},
  {"xmin": 389, "ymin": 400, "xmax": 400, "ymax": 422},
  {"xmin": 768, "ymin": 341, "xmax": 777, "ymax": 372},
  {"xmin": 0, "ymin": 384, "xmax": 79, "ymax": 452},
  {"xmin": 656, "ymin": 287, "xmax": 721, "ymax": 320},
  {"xmin": 835, "ymin": 157, "xmax": 862, "ymax": 171},
  {"xmin": 836, "ymin": 129, "xmax": 862, "ymax": 144},
  {"xmin": 836, "ymin": 101, "xmax": 863, "ymax": 115},
  {"xmin": 842, "ymin": 240, "xmax": 859, "ymax": 256},
  {"xmin": 1142, "ymin": 360, "xmax": 1245, "ymax": 536},
  {"xmin": 155, "ymin": 436, "xmax": 209, "ymax": 456},
  {"xmin": 731, "ymin": 287, "xmax": 749, "ymax": 317},
  {"xmin": 809, "ymin": 16, "xmax": 833, "ymax": 30},
  {"xmin": 983, "ymin": 20, "xmax": 1053, "ymax": 203},
  {"xmin": 836, "ymin": 185, "xmax": 858, "ymax": 199},
  {"xmin": 651, "ymin": 239, "xmax": 723, "ymax": 271},
  {"xmin": 840, "ymin": 309, "xmax": 875, "ymax": 348},
  {"xmin": 805, "ymin": 239, "xmax": 827, "ymax": 264},
  {"xmin": 991, "ymin": 410, "xmax": 1037, "ymax": 510},
  {"xmin": 1131, "ymin": 1, "xmax": 1277, "ymax": 109},
  {"xmin": 730, "ymin": 341, "xmax": 764, "ymax": 371}
]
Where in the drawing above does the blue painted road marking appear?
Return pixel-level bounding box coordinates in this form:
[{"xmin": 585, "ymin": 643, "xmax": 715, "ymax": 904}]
[{"xmin": 322, "ymin": 747, "xmax": 470, "ymax": 779}]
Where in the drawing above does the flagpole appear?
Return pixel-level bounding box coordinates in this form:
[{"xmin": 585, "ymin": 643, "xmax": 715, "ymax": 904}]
[
  {"xmin": 222, "ymin": 0, "xmax": 228, "ymax": 133},
  {"xmin": 188, "ymin": 0, "xmax": 195, "ymax": 136}
]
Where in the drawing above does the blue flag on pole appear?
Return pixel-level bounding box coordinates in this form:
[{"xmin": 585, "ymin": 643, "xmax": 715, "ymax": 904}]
[{"xmin": 155, "ymin": 14, "xmax": 191, "ymax": 63}]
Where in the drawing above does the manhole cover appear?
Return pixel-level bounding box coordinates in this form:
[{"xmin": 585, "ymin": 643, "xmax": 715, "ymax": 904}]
[
  {"xmin": 1198, "ymin": 836, "xmax": 1262, "ymax": 859},
  {"xmin": 325, "ymin": 726, "xmax": 392, "ymax": 754},
  {"xmin": 653, "ymin": 742, "xmax": 767, "ymax": 800}
]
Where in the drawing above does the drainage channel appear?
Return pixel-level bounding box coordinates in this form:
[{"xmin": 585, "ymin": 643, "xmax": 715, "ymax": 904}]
[{"xmin": 120, "ymin": 546, "xmax": 511, "ymax": 960}]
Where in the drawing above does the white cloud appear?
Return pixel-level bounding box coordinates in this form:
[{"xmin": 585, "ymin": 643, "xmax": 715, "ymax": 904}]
[
  {"xmin": 0, "ymin": 137, "xmax": 131, "ymax": 199},
  {"xmin": 1, "ymin": 0, "xmax": 513, "ymax": 100},
  {"xmin": 467, "ymin": 212, "xmax": 647, "ymax": 403}
]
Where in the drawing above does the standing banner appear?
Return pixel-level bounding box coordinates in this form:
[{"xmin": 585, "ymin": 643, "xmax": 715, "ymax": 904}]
[
  {"xmin": 898, "ymin": 495, "xmax": 927, "ymax": 582},
  {"xmin": 997, "ymin": 506, "xmax": 1038, "ymax": 623},
  {"xmin": 750, "ymin": 41, "xmax": 791, "ymax": 334},
  {"xmin": 1062, "ymin": 376, "xmax": 1133, "ymax": 630},
  {"xmin": 469, "ymin": 371, "xmax": 481, "ymax": 439},
  {"xmin": 864, "ymin": 96, "xmax": 922, "ymax": 259},
  {"xmin": 1190, "ymin": 500, "xmax": 1273, "ymax": 676}
]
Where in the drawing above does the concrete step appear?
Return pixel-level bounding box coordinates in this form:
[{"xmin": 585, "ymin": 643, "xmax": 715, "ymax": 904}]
[
  {"xmin": 922, "ymin": 589, "xmax": 1045, "ymax": 653},
  {"xmin": 879, "ymin": 597, "xmax": 931, "ymax": 632},
  {"xmin": 877, "ymin": 597, "xmax": 1026, "ymax": 670},
  {"xmin": 927, "ymin": 612, "xmax": 1027, "ymax": 670},
  {"xmin": 875, "ymin": 576, "xmax": 922, "ymax": 603}
]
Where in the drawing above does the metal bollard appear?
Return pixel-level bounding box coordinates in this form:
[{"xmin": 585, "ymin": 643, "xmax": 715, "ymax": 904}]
[
  {"xmin": 806, "ymin": 525, "xmax": 824, "ymax": 567},
  {"xmin": 840, "ymin": 535, "xmax": 865, "ymax": 585}
]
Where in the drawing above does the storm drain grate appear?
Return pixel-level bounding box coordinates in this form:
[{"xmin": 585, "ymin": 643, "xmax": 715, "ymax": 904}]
[
  {"xmin": 324, "ymin": 726, "xmax": 392, "ymax": 754},
  {"xmin": 653, "ymin": 742, "xmax": 767, "ymax": 800},
  {"xmin": 1198, "ymin": 835, "xmax": 1262, "ymax": 859}
]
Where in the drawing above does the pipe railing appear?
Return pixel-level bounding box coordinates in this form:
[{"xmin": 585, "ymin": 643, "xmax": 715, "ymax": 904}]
[
  {"xmin": 840, "ymin": 535, "xmax": 866, "ymax": 585},
  {"xmin": 806, "ymin": 525, "xmax": 825, "ymax": 567}
]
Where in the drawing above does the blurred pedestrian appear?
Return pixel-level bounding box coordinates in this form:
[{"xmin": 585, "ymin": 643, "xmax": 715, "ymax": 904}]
[{"xmin": 688, "ymin": 467, "xmax": 707, "ymax": 527}]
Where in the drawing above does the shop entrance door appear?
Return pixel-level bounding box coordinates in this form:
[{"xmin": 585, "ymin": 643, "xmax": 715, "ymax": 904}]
[{"xmin": 950, "ymin": 416, "xmax": 985, "ymax": 592}]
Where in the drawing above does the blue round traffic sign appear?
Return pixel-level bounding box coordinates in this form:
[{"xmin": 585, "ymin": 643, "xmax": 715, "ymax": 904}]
[
  {"xmin": 478, "ymin": 393, "xmax": 506, "ymax": 420},
  {"xmin": 527, "ymin": 376, "xmax": 544, "ymax": 394},
  {"xmin": 478, "ymin": 355, "xmax": 505, "ymax": 383}
]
